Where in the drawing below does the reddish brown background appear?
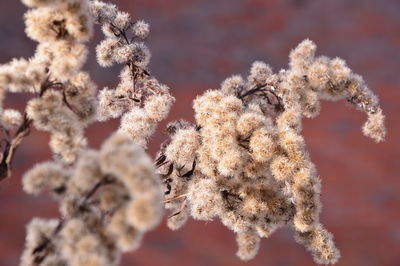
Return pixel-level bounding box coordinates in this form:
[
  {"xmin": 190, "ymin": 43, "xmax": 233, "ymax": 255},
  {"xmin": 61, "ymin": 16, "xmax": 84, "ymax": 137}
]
[{"xmin": 0, "ymin": 0, "xmax": 399, "ymax": 265}]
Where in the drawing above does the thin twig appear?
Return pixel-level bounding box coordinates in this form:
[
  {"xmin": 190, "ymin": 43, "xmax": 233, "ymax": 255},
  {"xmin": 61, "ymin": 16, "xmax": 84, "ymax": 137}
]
[
  {"xmin": 0, "ymin": 113, "xmax": 32, "ymax": 181},
  {"xmin": 239, "ymin": 83, "xmax": 285, "ymax": 112},
  {"xmin": 80, "ymin": 176, "xmax": 114, "ymax": 207},
  {"xmin": 162, "ymin": 193, "xmax": 188, "ymax": 203}
]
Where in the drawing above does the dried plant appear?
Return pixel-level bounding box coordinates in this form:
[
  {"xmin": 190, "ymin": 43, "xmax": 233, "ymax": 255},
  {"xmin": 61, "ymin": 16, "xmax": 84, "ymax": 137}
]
[
  {"xmin": 1, "ymin": 0, "xmax": 172, "ymax": 265},
  {"xmin": 0, "ymin": 0, "xmax": 386, "ymax": 265},
  {"xmin": 157, "ymin": 40, "xmax": 386, "ymax": 264}
]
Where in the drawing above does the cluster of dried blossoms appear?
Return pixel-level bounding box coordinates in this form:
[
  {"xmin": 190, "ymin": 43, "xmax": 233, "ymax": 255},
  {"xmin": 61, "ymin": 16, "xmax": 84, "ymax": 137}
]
[
  {"xmin": 0, "ymin": 0, "xmax": 95, "ymax": 177},
  {"xmin": 0, "ymin": 0, "xmax": 173, "ymax": 265},
  {"xmin": 157, "ymin": 39, "xmax": 386, "ymax": 264},
  {"xmin": 22, "ymin": 133, "xmax": 163, "ymax": 265},
  {"xmin": 0, "ymin": 0, "xmax": 387, "ymax": 265},
  {"xmin": 93, "ymin": 0, "xmax": 174, "ymax": 147}
]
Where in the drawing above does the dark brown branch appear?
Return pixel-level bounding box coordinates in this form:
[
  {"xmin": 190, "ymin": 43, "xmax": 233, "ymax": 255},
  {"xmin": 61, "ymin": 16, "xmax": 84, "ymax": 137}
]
[
  {"xmin": 32, "ymin": 220, "xmax": 64, "ymax": 255},
  {"xmin": 30, "ymin": 175, "xmax": 114, "ymax": 263},
  {"xmin": 109, "ymin": 22, "xmax": 130, "ymax": 44},
  {"xmin": 80, "ymin": 175, "xmax": 114, "ymax": 208},
  {"xmin": 239, "ymin": 83, "xmax": 269, "ymax": 99},
  {"xmin": 0, "ymin": 79, "xmax": 79, "ymax": 181},
  {"xmin": 239, "ymin": 83, "xmax": 285, "ymax": 112},
  {"xmin": 0, "ymin": 113, "xmax": 32, "ymax": 181},
  {"xmin": 127, "ymin": 60, "xmax": 150, "ymax": 95},
  {"xmin": 62, "ymin": 88, "xmax": 77, "ymax": 114}
]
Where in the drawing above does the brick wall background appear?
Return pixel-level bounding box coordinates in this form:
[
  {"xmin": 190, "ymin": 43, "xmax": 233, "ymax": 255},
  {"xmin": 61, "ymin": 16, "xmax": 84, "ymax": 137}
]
[{"xmin": 0, "ymin": 0, "xmax": 399, "ymax": 265}]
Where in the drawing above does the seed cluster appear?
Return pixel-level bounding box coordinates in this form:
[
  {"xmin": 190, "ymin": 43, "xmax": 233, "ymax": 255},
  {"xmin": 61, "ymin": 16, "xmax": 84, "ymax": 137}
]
[
  {"xmin": 158, "ymin": 39, "xmax": 385, "ymax": 264},
  {"xmin": 22, "ymin": 133, "xmax": 163, "ymax": 266}
]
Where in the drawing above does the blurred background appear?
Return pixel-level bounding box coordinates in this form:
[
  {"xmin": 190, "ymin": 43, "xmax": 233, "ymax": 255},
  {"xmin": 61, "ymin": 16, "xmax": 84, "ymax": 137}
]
[{"xmin": 0, "ymin": 0, "xmax": 399, "ymax": 265}]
